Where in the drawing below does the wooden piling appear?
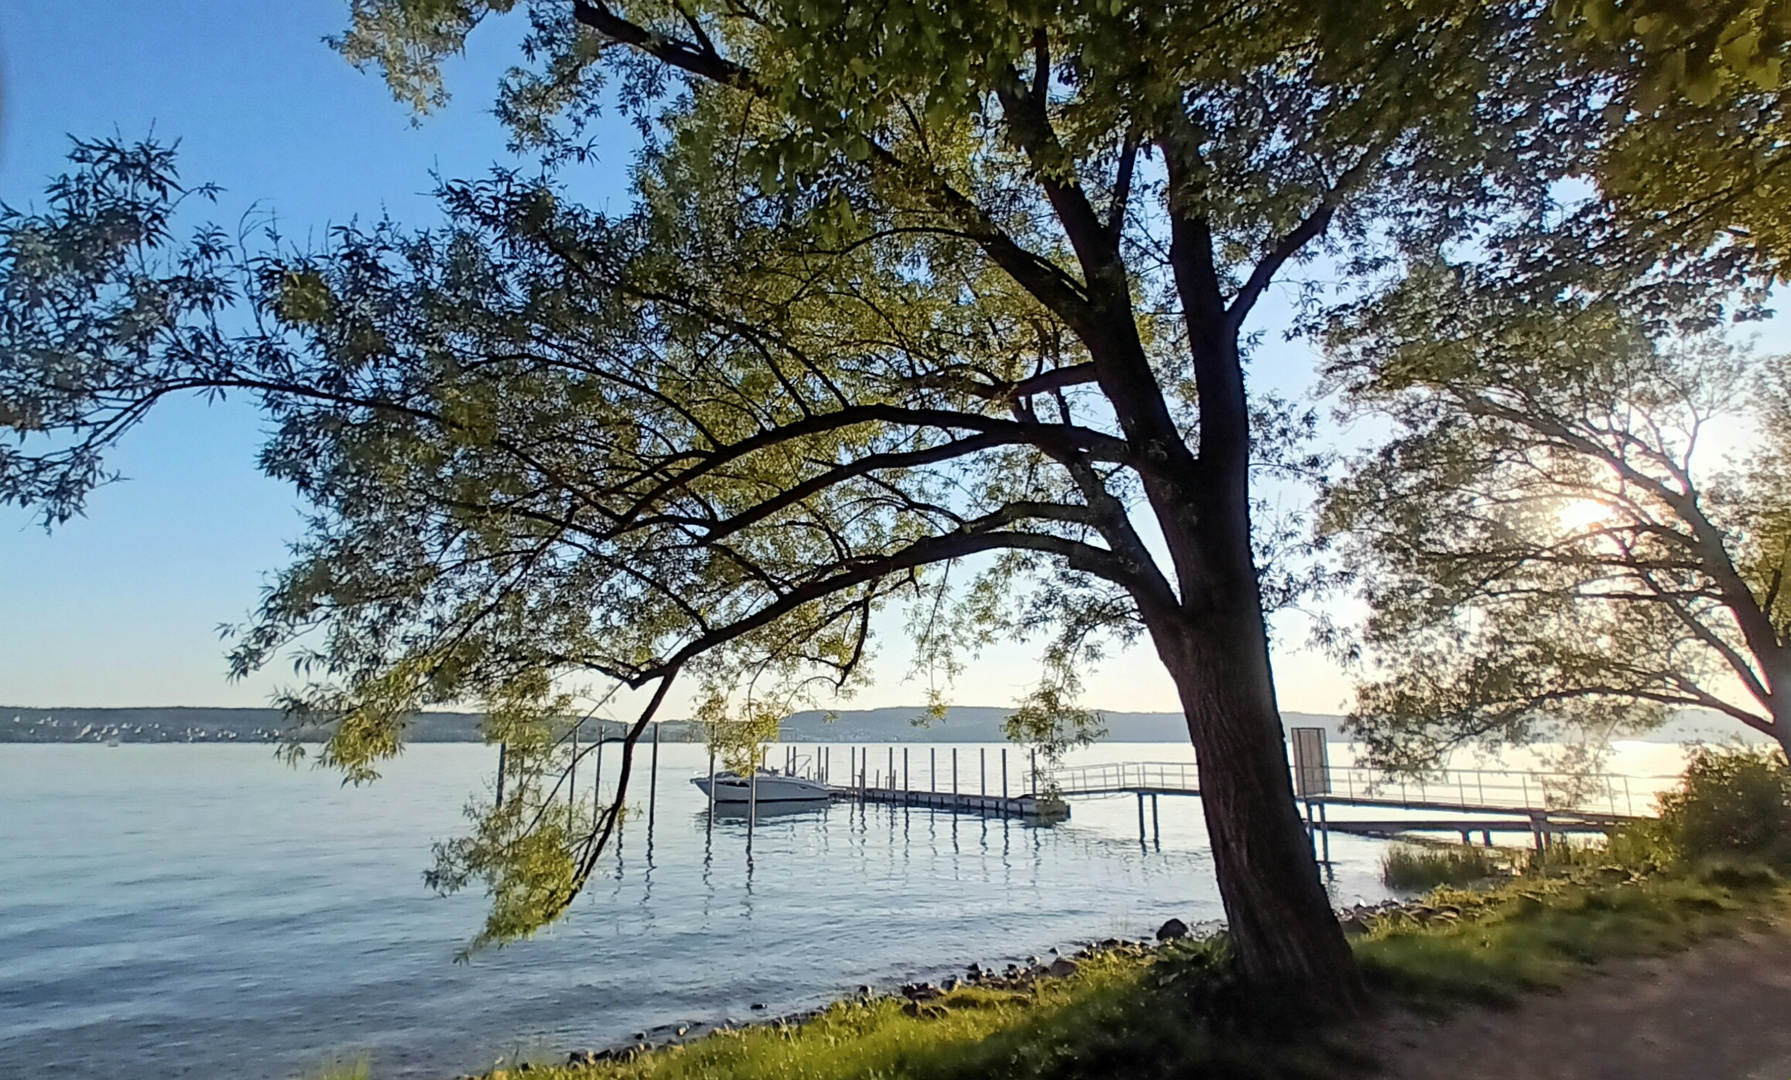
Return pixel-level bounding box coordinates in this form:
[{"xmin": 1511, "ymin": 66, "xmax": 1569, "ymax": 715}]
[{"xmin": 648, "ymin": 722, "xmax": 659, "ymax": 828}]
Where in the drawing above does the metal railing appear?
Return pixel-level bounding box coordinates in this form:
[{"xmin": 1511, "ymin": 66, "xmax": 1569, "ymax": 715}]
[{"xmin": 1045, "ymin": 760, "xmax": 1678, "ymax": 818}]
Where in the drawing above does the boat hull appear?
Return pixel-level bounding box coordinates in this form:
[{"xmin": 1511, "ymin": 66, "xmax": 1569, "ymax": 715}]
[{"xmin": 691, "ymin": 774, "xmax": 831, "ymax": 803}]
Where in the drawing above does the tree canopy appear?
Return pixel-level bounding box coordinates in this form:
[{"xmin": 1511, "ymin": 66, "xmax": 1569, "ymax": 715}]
[
  {"xmin": 1553, "ymin": 0, "xmax": 1791, "ymax": 274},
  {"xmin": 1, "ymin": 0, "xmax": 1668, "ymax": 1007},
  {"xmin": 1323, "ymin": 257, "xmax": 1791, "ymax": 768}
]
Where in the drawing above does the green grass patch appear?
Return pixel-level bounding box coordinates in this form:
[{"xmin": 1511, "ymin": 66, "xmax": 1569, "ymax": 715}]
[
  {"xmin": 507, "ymin": 942, "xmax": 1356, "ymax": 1080},
  {"xmin": 1356, "ymin": 860, "xmax": 1784, "ymax": 1009}
]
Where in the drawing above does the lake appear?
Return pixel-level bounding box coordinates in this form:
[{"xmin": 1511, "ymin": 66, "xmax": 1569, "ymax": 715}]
[{"xmin": 0, "ymin": 739, "xmax": 1680, "ymax": 1078}]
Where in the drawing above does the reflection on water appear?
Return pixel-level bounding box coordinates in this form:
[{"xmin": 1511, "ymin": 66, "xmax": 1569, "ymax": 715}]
[{"xmin": 1, "ymin": 742, "xmax": 1409, "ymax": 1078}]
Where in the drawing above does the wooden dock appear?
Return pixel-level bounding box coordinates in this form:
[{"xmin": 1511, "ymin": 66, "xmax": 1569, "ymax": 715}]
[
  {"xmin": 758, "ymin": 743, "xmax": 1673, "ymax": 851},
  {"xmin": 828, "ymin": 783, "xmax": 1069, "ymax": 821}
]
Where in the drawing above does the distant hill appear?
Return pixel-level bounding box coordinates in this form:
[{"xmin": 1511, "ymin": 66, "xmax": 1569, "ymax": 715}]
[
  {"xmin": 0, "ymin": 703, "xmax": 1766, "ymax": 745},
  {"xmin": 0, "ymin": 704, "xmax": 1304, "ymax": 745},
  {"xmin": 0, "ymin": 706, "xmax": 485, "ymax": 744}
]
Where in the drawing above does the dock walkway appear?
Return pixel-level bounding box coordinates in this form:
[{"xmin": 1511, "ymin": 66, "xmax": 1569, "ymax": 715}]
[{"xmin": 779, "ymin": 745, "xmax": 1674, "ymax": 849}]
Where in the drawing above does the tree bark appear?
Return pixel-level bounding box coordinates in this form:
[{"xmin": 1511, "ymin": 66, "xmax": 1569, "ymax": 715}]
[{"xmin": 1152, "ymin": 602, "xmax": 1368, "ymax": 1017}]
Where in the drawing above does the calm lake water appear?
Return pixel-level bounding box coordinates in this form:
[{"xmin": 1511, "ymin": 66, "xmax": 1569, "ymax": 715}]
[{"xmin": 0, "ymin": 740, "xmax": 1681, "ymax": 1079}]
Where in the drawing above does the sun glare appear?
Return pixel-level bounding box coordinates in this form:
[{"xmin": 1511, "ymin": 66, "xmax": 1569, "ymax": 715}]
[{"xmin": 1555, "ymin": 498, "xmax": 1616, "ymax": 533}]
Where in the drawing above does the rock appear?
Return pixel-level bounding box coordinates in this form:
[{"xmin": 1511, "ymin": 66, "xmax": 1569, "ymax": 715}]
[
  {"xmin": 1045, "ymin": 957, "xmax": 1080, "ymax": 978},
  {"xmin": 1338, "ymin": 915, "xmax": 1370, "ymax": 937},
  {"xmin": 632, "ymin": 1031, "xmax": 647, "ymax": 1041},
  {"xmin": 566, "ymin": 1051, "xmax": 591, "ymax": 1066},
  {"xmin": 901, "ymin": 1000, "xmax": 949, "ymax": 1019},
  {"xmin": 751, "ymin": 1002, "xmax": 767, "ymax": 1010},
  {"xmin": 857, "ymin": 984, "xmax": 873, "ymax": 996},
  {"xmin": 1099, "ymin": 937, "xmax": 1124, "ymax": 949},
  {"xmin": 675, "ymin": 1025, "xmax": 689, "ymax": 1037},
  {"xmin": 943, "ymin": 976, "xmax": 961, "ymax": 991},
  {"xmin": 1156, "ymin": 917, "xmax": 1190, "ymax": 941}
]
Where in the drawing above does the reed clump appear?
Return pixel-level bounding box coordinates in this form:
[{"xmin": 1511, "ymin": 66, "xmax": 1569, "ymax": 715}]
[{"xmin": 1381, "ymin": 841, "xmax": 1509, "ymax": 890}]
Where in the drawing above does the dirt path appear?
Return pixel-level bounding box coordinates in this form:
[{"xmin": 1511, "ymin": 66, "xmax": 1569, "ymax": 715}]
[{"xmin": 1365, "ymin": 922, "xmax": 1791, "ymax": 1080}]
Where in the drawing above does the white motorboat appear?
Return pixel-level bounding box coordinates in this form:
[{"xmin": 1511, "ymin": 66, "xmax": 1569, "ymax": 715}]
[{"xmin": 691, "ymin": 768, "xmax": 831, "ymax": 804}]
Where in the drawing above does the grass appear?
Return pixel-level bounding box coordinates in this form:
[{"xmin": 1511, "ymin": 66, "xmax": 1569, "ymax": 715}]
[
  {"xmin": 1356, "ymin": 858, "xmax": 1784, "ymax": 1008},
  {"xmin": 510, "ymin": 941, "xmax": 1353, "ymax": 1080}
]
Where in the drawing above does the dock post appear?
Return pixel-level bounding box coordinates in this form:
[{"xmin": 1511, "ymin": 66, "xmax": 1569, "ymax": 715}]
[
  {"xmin": 980, "ymin": 748, "xmax": 987, "ymax": 797},
  {"xmin": 648, "ymin": 722, "xmax": 660, "ymax": 828},
  {"xmin": 1137, "ymin": 792, "xmax": 1147, "ymax": 843},
  {"xmin": 888, "ymin": 747, "xmax": 895, "ymax": 798},
  {"xmin": 1151, "ymin": 793, "xmax": 1160, "ymax": 846},
  {"xmin": 707, "ymin": 747, "xmax": 717, "ymax": 817},
  {"xmin": 1030, "ymin": 750, "xmax": 1037, "ymax": 795},
  {"xmin": 930, "ymin": 747, "xmax": 936, "ymax": 793},
  {"xmin": 495, "ymin": 742, "xmax": 507, "ymax": 808},
  {"xmin": 1319, "ymin": 801, "xmax": 1331, "ymax": 864},
  {"xmin": 1482, "ymin": 829, "xmax": 1493, "ymax": 847},
  {"xmin": 1001, "ymin": 749, "xmax": 1009, "ymax": 802},
  {"xmin": 749, "ymin": 764, "xmax": 758, "ymax": 835},
  {"xmin": 903, "ymin": 747, "xmax": 910, "ymax": 804},
  {"xmin": 595, "ymin": 736, "xmax": 604, "ymax": 802},
  {"xmin": 952, "ymin": 748, "xmax": 958, "ymax": 796}
]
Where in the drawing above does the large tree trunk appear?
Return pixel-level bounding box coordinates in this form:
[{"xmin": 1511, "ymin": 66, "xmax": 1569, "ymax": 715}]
[
  {"xmin": 1145, "ymin": 219, "xmax": 1367, "ymax": 1012},
  {"xmin": 1154, "ymin": 604, "xmax": 1368, "ymax": 1017}
]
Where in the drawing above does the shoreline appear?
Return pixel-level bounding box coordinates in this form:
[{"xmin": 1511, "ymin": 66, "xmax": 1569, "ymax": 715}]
[{"xmin": 523, "ymin": 919, "xmax": 1218, "ymax": 1076}]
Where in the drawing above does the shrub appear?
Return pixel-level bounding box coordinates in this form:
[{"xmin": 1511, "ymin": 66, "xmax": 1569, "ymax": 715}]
[
  {"xmin": 1381, "ymin": 842, "xmax": 1507, "ymax": 890},
  {"xmin": 1655, "ymin": 746, "xmax": 1791, "ymax": 865}
]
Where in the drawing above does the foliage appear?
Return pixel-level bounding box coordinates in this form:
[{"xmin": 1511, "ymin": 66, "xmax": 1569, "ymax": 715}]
[
  {"xmin": 1656, "ymin": 744, "xmax": 1791, "ymax": 863},
  {"xmin": 1322, "ymin": 257, "xmax": 1791, "ymax": 768},
  {"xmin": 1381, "ymin": 842, "xmax": 1508, "ymax": 891},
  {"xmin": 1551, "ymin": 0, "xmax": 1791, "ymax": 275}
]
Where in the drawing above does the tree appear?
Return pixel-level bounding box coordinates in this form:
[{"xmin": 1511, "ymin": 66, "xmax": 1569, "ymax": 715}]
[
  {"xmin": 1548, "ymin": 0, "xmax": 1791, "ymax": 275},
  {"xmin": 1321, "ymin": 260, "xmax": 1791, "ymax": 768},
  {"xmin": 3, "ymin": 0, "xmax": 1594, "ymax": 1009}
]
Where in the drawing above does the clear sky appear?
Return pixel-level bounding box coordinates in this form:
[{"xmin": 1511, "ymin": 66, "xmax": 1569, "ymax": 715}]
[{"xmin": 0, "ymin": 2, "xmax": 1446, "ymax": 717}]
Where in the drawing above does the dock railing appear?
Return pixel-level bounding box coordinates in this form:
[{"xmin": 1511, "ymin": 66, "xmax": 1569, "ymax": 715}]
[{"xmin": 1047, "ymin": 760, "xmax": 1678, "ymax": 818}]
